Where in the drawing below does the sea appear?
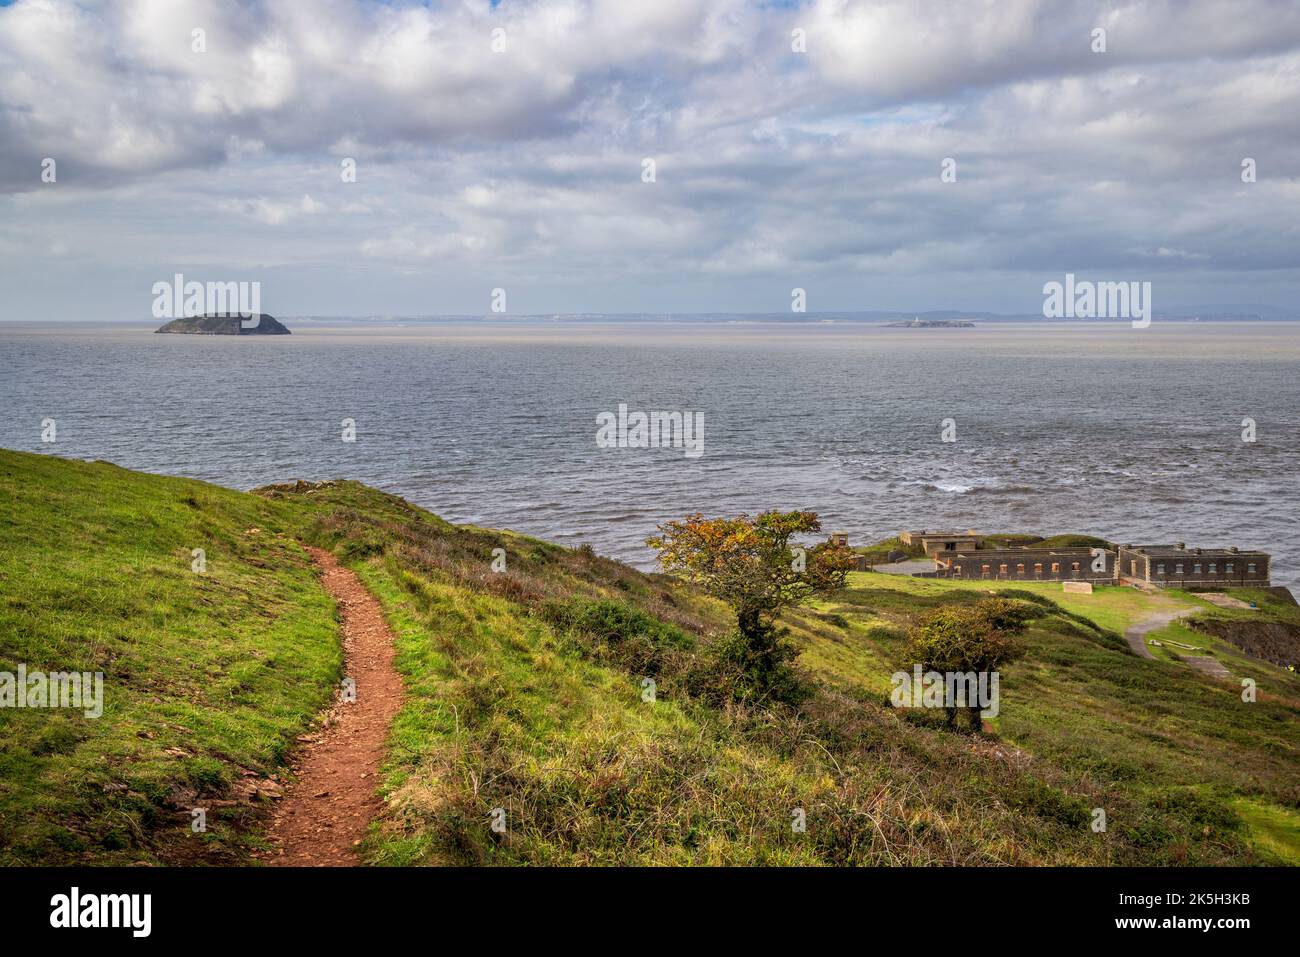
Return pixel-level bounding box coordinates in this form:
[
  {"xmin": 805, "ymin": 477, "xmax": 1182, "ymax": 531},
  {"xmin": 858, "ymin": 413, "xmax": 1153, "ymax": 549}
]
[{"xmin": 2, "ymin": 318, "xmax": 1297, "ymax": 585}]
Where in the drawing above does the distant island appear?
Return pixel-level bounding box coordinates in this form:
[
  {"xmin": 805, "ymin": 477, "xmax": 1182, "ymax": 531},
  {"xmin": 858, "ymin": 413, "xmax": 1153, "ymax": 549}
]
[
  {"xmin": 886, "ymin": 317, "xmax": 975, "ymax": 328},
  {"xmin": 155, "ymin": 313, "xmax": 290, "ymax": 335}
]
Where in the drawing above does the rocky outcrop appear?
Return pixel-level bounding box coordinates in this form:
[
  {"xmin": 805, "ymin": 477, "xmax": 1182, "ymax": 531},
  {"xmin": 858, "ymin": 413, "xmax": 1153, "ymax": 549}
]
[
  {"xmin": 154, "ymin": 314, "xmax": 290, "ymax": 335},
  {"xmin": 1192, "ymin": 617, "xmax": 1300, "ymax": 668}
]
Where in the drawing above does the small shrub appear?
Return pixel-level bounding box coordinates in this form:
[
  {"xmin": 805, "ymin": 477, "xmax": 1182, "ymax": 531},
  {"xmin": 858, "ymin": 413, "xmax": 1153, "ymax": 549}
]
[
  {"xmin": 541, "ymin": 598, "xmax": 695, "ymax": 680},
  {"xmin": 565, "ymin": 599, "xmax": 693, "ymax": 650},
  {"xmin": 687, "ymin": 623, "xmax": 810, "ymax": 708}
]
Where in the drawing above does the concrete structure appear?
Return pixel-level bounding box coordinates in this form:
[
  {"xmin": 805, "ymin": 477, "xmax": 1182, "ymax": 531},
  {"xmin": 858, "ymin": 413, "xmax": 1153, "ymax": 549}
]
[
  {"xmin": 900, "ymin": 528, "xmax": 979, "ymax": 546},
  {"xmin": 900, "ymin": 529, "xmax": 983, "ymax": 557},
  {"xmin": 928, "ymin": 547, "xmax": 1116, "ymax": 582},
  {"xmin": 1115, "ymin": 544, "xmax": 1270, "ymax": 588}
]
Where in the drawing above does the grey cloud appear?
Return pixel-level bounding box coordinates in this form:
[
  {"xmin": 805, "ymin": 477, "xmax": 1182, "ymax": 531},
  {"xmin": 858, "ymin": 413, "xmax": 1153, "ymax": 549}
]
[{"xmin": 0, "ymin": 0, "xmax": 1297, "ymax": 318}]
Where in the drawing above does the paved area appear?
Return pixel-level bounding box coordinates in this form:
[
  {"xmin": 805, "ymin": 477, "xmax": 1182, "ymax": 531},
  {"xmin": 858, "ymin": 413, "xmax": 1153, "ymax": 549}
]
[
  {"xmin": 1124, "ymin": 608, "xmax": 1197, "ymax": 660},
  {"xmin": 1192, "ymin": 593, "xmax": 1254, "ymax": 610}
]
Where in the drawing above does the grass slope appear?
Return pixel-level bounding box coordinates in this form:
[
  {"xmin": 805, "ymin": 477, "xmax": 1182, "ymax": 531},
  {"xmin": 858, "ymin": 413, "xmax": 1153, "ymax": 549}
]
[
  {"xmin": 279, "ymin": 485, "xmax": 1300, "ymax": 865},
  {"xmin": 804, "ymin": 574, "xmax": 1300, "ymax": 862},
  {"xmin": 0, "ymin": 451, "xmax": 340, "ymax": 864},
  {"xmin": 2, "ymin": 450, "xmax": 1297, "ymax": 865}
]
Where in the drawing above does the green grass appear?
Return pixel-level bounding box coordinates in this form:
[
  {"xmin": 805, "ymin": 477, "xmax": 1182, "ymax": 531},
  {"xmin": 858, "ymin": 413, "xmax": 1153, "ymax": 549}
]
[
  {"xmin": 3, "ymin": 449, "xmax": 1298, "ymax": 866},
  {"xmin": 852, "ymin": 535, "xmax": 924, "ymax": 562},
  {"xmin": 1230, "ymin": 798, "xmax": 1300, "ymax": 864},
  {"xmin": 838, "ymin": 573, "xmax": 1193, "ymax": 633},
  {"xmin": 0, "ymin": 451, "xmax": 341, "ymax": 864},
  {"xmin": 805, "ymin": 572, "xmax": 1300, "ymax": 862},
  {"xmin": 283, "ymin": 486, "xmax": 1300, "ymax": 865}
]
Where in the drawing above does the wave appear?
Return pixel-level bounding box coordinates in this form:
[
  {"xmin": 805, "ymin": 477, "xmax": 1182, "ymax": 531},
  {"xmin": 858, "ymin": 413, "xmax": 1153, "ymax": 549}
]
[{"xmin": 927, "ymin": 476, "xmax": 1004, "ymax": 494}]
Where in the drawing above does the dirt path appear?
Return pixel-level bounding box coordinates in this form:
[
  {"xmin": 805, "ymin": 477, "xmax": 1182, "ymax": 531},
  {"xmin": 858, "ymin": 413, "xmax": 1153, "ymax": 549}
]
[
  {"xmin": 1124, "ymin": 608, "xmax": 1196, "ymax": 659},
  {"xmin": 264, "ymin": 547, "xmax": 404, "ymax": 866}
]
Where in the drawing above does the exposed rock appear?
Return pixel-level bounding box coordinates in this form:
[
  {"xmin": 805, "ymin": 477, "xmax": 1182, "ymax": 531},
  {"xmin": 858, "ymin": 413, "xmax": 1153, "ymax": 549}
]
[
  {"xmin": 1192, "ymin": 617, "xmax": 1300, "ymax": 668},
  {"xmin": 254, "ymin": 479, "xmax": 340, "ymax": 497},
  {"xmin": 154, "ymin": 313, "xmax": 291, "ymax": 335}
]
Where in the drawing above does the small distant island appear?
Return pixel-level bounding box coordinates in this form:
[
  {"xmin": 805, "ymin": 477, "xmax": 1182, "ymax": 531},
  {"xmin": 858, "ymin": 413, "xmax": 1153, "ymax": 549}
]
[
  {"xmin": 886, "ymin": 317, "xmax": 975, "ymax": 328},
  {"xmin": 155, "ymin": 313, "xmax": 291, "ymax": 335}
]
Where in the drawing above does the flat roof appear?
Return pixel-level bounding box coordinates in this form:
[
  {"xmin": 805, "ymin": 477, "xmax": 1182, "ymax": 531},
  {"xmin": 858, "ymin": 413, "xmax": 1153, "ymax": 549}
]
[
  {"xmin": 949, "ymin": 547, "xmax": 1109, "ymax": 559},
  {"xmin": 1127, "ymin": 546, "xmax": 1268, "ymax": 558}
]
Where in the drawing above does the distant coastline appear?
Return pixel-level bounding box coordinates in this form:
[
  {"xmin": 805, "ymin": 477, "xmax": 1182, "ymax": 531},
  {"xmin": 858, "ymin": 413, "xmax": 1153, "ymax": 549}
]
[
  {"xmin": 4, "ymin": 312, "xmax": 1298, "ymax": 328},
  {"xmin": 886, "ymin": 318, "xmax": 975, "ymax": 328},
  {"xmin": 225, "ymin": 309, "xmax": 1300, "ymax": 326}
]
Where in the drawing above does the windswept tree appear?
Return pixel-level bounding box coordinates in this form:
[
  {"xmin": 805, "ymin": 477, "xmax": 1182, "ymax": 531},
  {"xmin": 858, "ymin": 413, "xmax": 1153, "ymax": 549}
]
[
  {"xmin": 904, "ymin": 597, "xmax": 1032, "ymax": 732},
  {"xmin": 646, "ymin": 511, "xmax": 855, "ymax": 691}
]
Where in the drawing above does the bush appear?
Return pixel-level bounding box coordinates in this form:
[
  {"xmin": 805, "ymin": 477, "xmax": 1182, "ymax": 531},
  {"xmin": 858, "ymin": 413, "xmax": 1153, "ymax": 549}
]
[
  {"xmin": 687, "ymin": 622, "xmax": 810, "ymax": 708},
  {"xmin": 539, "ymin": 597, "xmax": 809, "ymax": 707},
  {"xmin": 543, "ymin": 598, "xmax": 691, "ymax": 648},
  {"xmin": 904, "ymin": 597, "xmax": 1031, "ymax": 732},
  {"xmin": 540, "ymin": 598, "xmax": 694, "ymax": 679}
]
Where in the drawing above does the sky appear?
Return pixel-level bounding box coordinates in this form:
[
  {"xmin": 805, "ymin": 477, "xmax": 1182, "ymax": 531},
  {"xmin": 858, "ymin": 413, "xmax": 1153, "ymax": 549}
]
[{"xmin": 1, "ymin": 0, "xmax": 1299, "ymax": 320}]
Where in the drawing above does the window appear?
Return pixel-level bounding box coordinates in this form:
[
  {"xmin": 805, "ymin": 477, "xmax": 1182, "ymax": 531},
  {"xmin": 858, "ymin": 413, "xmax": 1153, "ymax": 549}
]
[
  {"xmin": 1071, "ymin": 562, "xmax": 1081, "ymax": 572},
  {"xmin": 1156, "ymin": 563, "xmax": 1165, "ymax": 574},
  {"xmin": 999, "ymin": 563, "xmax": 1008, "ymax": 576},
  {"xmin": 1175, "ymin": 563, "xmax": 1184, "ymax": 574},
  {"xmin": 1016, "ymin": 563, "xmax": 1025, "ymax": 575},
  {"xmin": 1226, "ymin": 563, "xmax": 1234, "ymax": 573},
  {"xmin": 952, "ymin": 564, "xmax": 962, "ymax": 576},
  {"xmin": 1034, "ymin": 563, "xmax": 1043, "ymax": 575},
  {"xmin": 1130, "ymin": 560, "xmax": 1138, "ymax": 575},
  {"xmin": 1208, "ymin": 563, "xmax": 1217, "ymax": 574},
  {"xmin": 1051, "ymin": 562, "xmax": 1060, "ymax": 573},
  {"xmin": 1248, "ymin": 563, "xmax": 1257, "ymax": 574},
  {"xmin": 981, "ymin": 564, "xmax": 991, "ymax": 578}
]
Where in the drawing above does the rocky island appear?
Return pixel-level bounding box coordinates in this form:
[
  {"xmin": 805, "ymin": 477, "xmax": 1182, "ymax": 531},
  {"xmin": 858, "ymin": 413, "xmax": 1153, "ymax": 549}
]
[{"xmin": 154, "ymin": 313, "xmax": 291, "ymax": 335}]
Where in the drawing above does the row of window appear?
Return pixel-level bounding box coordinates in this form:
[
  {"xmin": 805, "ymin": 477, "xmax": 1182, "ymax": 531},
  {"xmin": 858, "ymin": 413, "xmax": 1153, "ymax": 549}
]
[
  {"xmin": 1153, "ymin": 561, "xmax": 1257, "ymax": 576},
  {"xmin": 948, "ymin": 558, "xmax": 1260, "ymax": 578},
  {"xmin": 953, "ymin": 561, "xmax": 1081, "ymax": 577}
]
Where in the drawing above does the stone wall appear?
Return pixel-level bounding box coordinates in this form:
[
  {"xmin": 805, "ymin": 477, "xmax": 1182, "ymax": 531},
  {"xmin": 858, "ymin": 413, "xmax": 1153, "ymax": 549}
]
[{"xmin": 933, "ymin": 547, "xmax": 1116, "ymax": 582}]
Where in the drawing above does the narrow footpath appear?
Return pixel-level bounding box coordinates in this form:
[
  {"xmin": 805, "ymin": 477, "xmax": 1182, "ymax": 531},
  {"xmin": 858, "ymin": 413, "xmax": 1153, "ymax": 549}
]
[
  {"xmin": 1124, "ymin": 607, "xmax": 1196, "ymax": 660},
  {"xmin": 264, "ymin": 547, "xmax": 404, "ymax": 866}
]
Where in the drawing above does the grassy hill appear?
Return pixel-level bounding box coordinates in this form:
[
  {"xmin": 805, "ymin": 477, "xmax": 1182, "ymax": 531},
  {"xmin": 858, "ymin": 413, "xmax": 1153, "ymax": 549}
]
[
  {"xmin": 0, "ymin": 452, "xmax": 340, "ymax": 864},
  {"xmin": 1, "ymin": 449, "xmax": 1297, "ymax": 865}
]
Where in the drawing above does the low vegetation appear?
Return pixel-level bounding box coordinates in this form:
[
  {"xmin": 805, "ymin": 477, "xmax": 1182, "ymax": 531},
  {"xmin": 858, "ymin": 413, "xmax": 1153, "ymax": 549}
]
[
  {"xmin": 904, "ymin": 597, "xmax": 1031, "ymax": 730},
  {"xmin": 0, "ymin": 453, "xmax": 339, "ymax": 864},
  {"xmin": 2, "ymin": 449, "xmax": 1297, "ymax": 866}
]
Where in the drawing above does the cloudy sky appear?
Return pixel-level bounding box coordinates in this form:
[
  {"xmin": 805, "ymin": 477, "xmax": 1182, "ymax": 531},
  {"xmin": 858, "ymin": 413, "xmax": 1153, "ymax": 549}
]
[{"xmin": 2, "ymin": 0, "xmax": 1299, "ymax": 320}]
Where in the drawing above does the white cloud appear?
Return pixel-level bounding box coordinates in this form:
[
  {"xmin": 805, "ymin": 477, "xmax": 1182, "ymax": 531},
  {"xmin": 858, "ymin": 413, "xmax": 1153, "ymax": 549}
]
[
  {"xmin": 1, "ymin": 0, "xmax": 1298, "ymax": 316},
  {"xmin": 216, "ymin": 193, "xmax": 326, "ymax": 225}
]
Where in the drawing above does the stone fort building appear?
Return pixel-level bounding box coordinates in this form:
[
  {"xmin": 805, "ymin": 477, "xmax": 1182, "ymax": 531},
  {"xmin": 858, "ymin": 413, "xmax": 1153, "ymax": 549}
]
[{"xmin": 896, "ymin": 531, "xmax": 1270, "ymax": 587}]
